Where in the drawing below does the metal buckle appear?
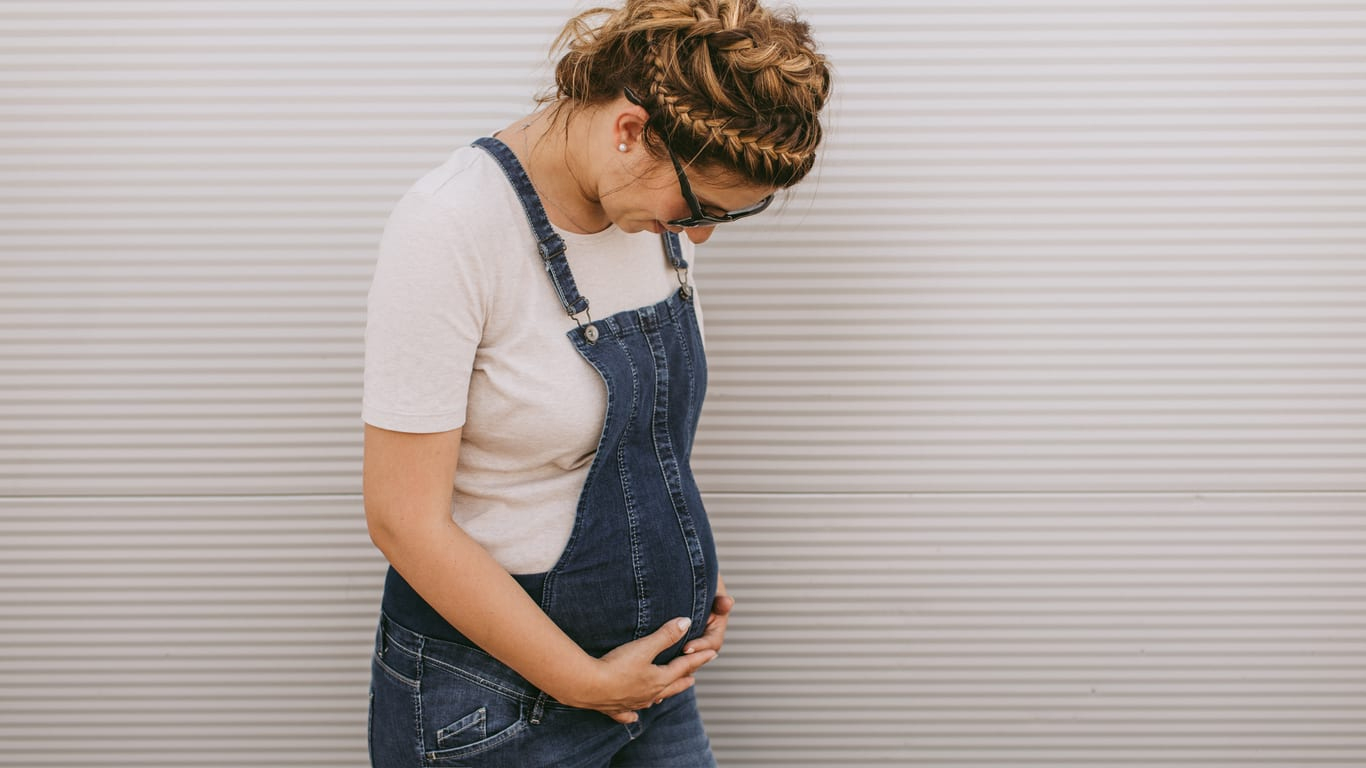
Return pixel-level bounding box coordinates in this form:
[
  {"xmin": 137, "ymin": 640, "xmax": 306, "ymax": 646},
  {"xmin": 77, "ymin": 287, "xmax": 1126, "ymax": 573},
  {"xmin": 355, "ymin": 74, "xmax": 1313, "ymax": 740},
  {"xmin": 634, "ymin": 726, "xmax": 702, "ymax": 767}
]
[{"xmin": 573, "ymin": 308, "xmax": 597, "ymax": 344}]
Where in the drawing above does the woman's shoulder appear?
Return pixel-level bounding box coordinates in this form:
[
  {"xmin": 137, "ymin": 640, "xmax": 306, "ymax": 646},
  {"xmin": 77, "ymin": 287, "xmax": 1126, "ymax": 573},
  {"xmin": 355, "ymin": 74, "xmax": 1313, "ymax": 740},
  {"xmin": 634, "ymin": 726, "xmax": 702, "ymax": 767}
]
[
  {"xmin": 382, "ymin": 143, "xmax": 527, "ymax": 252},
  {"xmin": 400, "ymin": 144, "xmax": 515, "ymax": 220},
  {"xmin": 373, "ymin": 142, "xmax": 541, "ymax": 314}
]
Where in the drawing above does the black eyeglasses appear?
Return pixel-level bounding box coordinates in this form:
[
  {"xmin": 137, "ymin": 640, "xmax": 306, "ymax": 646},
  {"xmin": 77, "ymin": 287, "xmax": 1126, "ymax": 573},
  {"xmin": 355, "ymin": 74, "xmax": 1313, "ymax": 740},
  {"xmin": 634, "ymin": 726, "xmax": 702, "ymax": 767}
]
[{"xmin": 623, "ymin": 88, "xmax": 774, "ymax": 228}]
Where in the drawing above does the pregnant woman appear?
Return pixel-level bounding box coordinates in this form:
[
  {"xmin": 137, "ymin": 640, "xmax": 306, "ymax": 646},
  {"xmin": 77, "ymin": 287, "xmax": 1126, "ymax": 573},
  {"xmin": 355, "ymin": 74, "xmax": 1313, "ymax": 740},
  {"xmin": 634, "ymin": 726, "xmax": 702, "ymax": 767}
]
[{"xmin": 361, "ymin": 1, "xmax": 830, "ymax": 765}]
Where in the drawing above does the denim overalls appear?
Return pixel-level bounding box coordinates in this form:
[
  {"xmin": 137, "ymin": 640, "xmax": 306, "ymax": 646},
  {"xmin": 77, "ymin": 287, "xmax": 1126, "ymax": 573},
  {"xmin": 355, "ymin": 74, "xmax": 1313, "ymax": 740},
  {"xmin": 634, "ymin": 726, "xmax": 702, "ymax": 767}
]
[{"xmin": 368, "ymin": 137, "xmax": 720, "ymax": 768}]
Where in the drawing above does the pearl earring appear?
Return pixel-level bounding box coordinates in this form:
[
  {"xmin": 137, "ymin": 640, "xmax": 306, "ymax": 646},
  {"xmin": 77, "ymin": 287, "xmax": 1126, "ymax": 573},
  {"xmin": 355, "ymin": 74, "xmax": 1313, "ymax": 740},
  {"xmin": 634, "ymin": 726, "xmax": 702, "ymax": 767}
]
[{"xmin": 618, "ymin": 143, "xmax": 629, "ymax": 153}]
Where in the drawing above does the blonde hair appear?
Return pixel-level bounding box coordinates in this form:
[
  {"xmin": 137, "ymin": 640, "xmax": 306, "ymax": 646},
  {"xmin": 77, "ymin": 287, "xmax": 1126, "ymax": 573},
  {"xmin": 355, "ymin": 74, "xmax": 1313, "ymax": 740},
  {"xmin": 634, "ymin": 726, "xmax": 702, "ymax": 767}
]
[{"xmin": 547, "ymin": 0, "xmax": 831, "ymax": 188}]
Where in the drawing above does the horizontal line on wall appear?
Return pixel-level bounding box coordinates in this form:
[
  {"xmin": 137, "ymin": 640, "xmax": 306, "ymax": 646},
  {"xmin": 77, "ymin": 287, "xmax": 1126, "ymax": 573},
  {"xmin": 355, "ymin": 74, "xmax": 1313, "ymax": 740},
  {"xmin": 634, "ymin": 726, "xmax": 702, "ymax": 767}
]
[
  {"xmin": 7, "ymin": 181, "xmax": 1366, "ymax": 196},
  {"xmin": 6, "ymin": 158, "xmax": 1363, "ymax": 171},
  {"xmin": 3, "ymin": 490, "xmax": 1364, "ymax": 503},
  {"xmin": 4, "ymin": 86, "xmax": 1366, "ymax": 100},
  {"xmin": 0, "ymin": 0, "xmax": 1361, "ymax": 12},
  {"xmin": 3, "ymin": 15, "xmax": 1364, "ymax": 30},
  {"xmin": 6, "ymin": 73, "xmax": 1366, "ymax": 87}
]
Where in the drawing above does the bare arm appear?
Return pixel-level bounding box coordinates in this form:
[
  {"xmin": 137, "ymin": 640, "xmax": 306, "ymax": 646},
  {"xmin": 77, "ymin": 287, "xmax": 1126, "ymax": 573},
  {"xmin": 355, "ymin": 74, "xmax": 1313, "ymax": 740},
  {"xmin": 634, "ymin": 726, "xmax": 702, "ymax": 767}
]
[{"xmin": 362, "ymin": 424, "xmax": 714, "ymax": 723}]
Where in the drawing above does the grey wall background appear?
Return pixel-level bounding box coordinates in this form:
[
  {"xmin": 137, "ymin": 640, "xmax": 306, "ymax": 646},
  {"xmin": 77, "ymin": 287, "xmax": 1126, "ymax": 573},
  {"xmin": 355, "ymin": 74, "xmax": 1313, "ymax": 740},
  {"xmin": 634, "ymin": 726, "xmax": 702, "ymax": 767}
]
[{"xmin": 3, "ymin": 1, "xmax": 1365, "ymax": 766}]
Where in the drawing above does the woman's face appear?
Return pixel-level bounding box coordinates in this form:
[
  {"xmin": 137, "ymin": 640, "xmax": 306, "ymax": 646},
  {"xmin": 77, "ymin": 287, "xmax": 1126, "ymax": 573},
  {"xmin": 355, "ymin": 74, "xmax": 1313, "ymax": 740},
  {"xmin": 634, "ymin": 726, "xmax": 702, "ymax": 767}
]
[{"xmin": 601, "ymin": 151, "xmax": 777, "ymax": 245}]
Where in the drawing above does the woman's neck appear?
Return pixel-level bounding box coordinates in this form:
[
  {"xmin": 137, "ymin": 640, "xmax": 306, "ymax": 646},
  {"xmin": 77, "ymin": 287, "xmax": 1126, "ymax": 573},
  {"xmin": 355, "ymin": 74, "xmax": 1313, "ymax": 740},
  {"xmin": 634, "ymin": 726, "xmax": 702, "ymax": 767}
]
[{"xmin": 513, "ymin": 103, "xmax": 611, "ymax": 234}]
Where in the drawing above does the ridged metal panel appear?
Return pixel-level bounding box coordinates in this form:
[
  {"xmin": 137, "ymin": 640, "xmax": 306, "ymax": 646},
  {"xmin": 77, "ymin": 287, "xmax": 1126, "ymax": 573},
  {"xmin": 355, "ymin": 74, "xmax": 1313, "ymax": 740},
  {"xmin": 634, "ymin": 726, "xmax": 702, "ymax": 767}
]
[
  {"xmin": 2, "ymin": 1, "xmax": 1365, "ymax": 767},
  {"xmin": 0, "ymin": 496, "xmax": 384, "ymax": 766},
  {"xmin": 692, "ymin": 1, "xmax": 1366, "ymax": 494},
  {"xmin": 699, "ymin": 492, "xmax": 1366, "ymax": 766},
  {"xmin": 0, "ymin": 1, "xmax": 568, "ymax": 496},
  {"xmin": 4, "ymin": 2, "xmax": 1364, "ymax": 495},
  {"xmin": 3, "ymin": 493, "xmax": 1362, "ymax": 766}
]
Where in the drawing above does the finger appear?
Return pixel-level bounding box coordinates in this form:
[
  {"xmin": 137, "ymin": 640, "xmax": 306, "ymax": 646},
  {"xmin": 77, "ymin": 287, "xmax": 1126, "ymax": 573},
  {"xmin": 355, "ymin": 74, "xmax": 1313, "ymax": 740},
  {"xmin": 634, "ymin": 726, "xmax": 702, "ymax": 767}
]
[
  {"xmin": 639, "ymin": 616, "xmax": 693, "ymax": 656},
  {"xmin": 683, "ymin": 630, "xmax": 722, "ymax": 655},
  {"xmin": 663, "ymin": 648, "xmax": 716, "ymax": 679},
  {"xmin": 712, "ymin": 594, "xmax": 736, "ymax": 615},
  {"xmin": 684, "ymin": 605, "xmax": 732, "ymax": 654},
  {"xmin": 606, "ymin": 709, "xmax": 639, "ymax": 725},
  {"xmin": 684, "ymin": 618, "xmax": 722, "ymax": 653},
  {"xmin": 654, "ymin": 674, "xmax": 697, "ymax": 703}
]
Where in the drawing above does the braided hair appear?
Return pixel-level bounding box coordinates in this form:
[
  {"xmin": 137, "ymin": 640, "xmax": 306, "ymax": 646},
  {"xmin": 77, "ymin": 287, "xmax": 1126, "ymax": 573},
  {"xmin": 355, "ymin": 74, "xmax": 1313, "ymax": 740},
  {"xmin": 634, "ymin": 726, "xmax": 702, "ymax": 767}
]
[{"xmin": 547, "ymin": 0, "xmax": 831, "ymax": 188}]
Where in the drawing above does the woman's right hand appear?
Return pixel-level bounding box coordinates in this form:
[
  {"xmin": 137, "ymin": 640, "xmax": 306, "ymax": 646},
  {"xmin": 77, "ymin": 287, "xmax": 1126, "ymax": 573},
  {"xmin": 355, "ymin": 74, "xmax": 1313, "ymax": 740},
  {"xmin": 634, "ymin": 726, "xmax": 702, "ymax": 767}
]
[{"xmin": 565, "ymin": 617, "xmax": 718, "ymax": 724}]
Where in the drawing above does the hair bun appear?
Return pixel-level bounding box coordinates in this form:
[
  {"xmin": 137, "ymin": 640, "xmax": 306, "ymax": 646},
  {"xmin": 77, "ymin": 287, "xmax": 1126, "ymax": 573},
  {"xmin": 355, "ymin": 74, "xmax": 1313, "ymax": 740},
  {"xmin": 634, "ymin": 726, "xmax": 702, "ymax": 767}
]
[
  {"xmin": 709, "ymin": 28, "xmax": 756, "ymax": 51},
  {"xmin": 549, "ymin": 0, "xmax": 830, "ymax": 188}
]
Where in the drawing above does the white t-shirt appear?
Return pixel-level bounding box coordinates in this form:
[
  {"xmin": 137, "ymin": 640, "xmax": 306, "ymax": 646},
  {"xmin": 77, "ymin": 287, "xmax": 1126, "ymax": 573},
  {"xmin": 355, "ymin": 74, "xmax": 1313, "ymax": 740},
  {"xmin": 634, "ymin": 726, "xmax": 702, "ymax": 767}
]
[{"xmin": 363, "ymin": 144, "xmax": 700, "ymax": 574}]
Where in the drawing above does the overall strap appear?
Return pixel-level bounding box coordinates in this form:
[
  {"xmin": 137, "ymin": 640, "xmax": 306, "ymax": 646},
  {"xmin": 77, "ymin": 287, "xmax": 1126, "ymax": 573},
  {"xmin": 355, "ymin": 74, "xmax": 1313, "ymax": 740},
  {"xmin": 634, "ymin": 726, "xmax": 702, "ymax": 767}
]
[
  {"xmin": 471, "ymin": 136, "xmax": 589, "ymax": 320},
  {"xmin": 661, "ymin": 229, "xmax": 688, "ymax": 271},
  {"xmin": 660, "ymin": 229, "xmax": 694, "ymax": 300}
]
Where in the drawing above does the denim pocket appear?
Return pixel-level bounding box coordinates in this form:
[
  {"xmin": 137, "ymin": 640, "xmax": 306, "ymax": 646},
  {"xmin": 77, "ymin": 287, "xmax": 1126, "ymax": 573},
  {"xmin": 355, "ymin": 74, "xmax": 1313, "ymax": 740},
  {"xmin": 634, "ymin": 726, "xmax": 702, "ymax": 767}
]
[
  {"xmin": 422, "ymin": 699, "xmax": 527, "ymax": 765},
  {"xmin": 419, "ymin": 644, "xmax": 531, "ymax": 766},
  {"xmin": 370, "ymin": 653, "xmax": 419, "ymax": 768},
  {"xmin": 436, "ymin": 706, "xmax": 487, "ymax": 745},
  {"xmin": 425, "ymin": 704, "xmax": 527, "ymax": 765}
]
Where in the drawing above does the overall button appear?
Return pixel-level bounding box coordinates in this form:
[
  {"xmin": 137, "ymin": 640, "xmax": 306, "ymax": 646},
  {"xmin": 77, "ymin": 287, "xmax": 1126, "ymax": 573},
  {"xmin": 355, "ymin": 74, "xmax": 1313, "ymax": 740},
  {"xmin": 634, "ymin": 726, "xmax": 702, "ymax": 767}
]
[
  {"xmin": 583, "ymin": 324, "xmax": 599, "ymax": 343},
  {"xmin": 679, "ymin": 284, "xmax": 693, "ymax": 300}
]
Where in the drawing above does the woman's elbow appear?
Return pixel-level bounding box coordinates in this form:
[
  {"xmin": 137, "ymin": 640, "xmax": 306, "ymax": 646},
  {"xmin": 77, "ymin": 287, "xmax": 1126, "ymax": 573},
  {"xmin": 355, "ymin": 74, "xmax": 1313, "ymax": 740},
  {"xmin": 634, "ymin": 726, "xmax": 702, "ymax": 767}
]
[{"xmin": 364, "ymin": 498, "xmax": 403, "ymax": 559}]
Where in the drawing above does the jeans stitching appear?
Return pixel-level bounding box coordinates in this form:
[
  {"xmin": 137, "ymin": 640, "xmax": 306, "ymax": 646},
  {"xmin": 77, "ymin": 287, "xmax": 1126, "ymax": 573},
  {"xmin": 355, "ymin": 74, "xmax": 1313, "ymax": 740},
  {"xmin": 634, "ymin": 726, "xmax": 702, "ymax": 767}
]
[
  {"xmin": 413, "ymin": 634, "xmax": 426, "ymax": 767},
  {"xmin": 424, "ymin": 718, "xmax": 529, "ymax": 763},
  {"xmin": 613, "ymin": 324, "xmax": 649, "ymax": 641},
  {"xmin": 373, "ymin": 652, "xmax": 419, "ymax": 689},
  {"xmin": 419, "ymin": 652, "xmax": 541, "ymax": 705},
  {"xmin": 643, "ymin": 316, "xmax": 704, "ymax": 635}
]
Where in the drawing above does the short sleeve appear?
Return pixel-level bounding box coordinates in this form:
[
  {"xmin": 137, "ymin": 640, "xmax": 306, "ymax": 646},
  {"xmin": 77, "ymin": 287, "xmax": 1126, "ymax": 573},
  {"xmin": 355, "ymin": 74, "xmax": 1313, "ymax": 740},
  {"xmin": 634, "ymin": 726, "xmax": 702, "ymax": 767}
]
[{"xmin": 362, "ymin": 190, "xmax": 489, "ymax": 433}]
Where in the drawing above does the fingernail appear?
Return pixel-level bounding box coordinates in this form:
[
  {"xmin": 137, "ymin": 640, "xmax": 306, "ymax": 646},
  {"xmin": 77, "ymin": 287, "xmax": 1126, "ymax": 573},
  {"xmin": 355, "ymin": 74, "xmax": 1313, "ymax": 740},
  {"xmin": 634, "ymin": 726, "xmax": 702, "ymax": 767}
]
[
  {"xmin": 683, "ymin": 646, "xmax": 694, "ymax": 654},
  {"xmin": 676, "ymin": 618, "xmax": 691, "ymax": 632}
]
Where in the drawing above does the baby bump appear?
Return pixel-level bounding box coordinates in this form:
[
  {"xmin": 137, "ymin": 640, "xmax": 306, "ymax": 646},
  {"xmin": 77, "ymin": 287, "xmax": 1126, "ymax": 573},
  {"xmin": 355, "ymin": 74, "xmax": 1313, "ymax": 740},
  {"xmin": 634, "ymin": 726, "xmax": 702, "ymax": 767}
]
[{"xmin": 513, "ymin": 499, "xmax": 718, "ymax": 663}]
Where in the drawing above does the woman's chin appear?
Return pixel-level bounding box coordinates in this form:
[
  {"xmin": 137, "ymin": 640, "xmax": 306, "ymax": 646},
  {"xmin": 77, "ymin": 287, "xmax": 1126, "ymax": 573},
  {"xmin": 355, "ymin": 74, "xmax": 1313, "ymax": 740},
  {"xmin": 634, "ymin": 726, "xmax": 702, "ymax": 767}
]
[{"xmin": 626, "ymin": 219, "xmax": 713, "ymax": 243}]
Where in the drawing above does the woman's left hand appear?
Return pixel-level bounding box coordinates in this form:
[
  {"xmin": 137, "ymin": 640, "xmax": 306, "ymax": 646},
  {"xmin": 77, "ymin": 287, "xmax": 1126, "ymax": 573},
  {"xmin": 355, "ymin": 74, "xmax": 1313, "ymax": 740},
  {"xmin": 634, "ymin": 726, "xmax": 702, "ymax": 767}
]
[{"xmin": 682, "ymin": 581, "xmax": 734, "ymax": 656}]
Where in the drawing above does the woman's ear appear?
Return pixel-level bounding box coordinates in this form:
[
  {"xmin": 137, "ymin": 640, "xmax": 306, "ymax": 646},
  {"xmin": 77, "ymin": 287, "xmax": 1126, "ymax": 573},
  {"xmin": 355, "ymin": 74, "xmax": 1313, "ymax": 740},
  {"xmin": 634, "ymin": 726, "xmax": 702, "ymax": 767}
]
[{"xmin": 612, "ymin": 99, "xmax": 651, "ymax": 152}]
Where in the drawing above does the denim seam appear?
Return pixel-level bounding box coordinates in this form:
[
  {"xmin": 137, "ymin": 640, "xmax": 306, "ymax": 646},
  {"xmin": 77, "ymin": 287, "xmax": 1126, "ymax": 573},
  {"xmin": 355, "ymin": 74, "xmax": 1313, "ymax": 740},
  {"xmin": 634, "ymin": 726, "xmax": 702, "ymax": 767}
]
[
  {"xmin": 613, "ymin": 325, "xmax": 649, "ymax": 641},
  {"xmin": 648, "ymin": 315, "xmax": 710, "ymax": 635},
  {"xmin": 676, "ymin": 305, "xmax": 700, "ymax": 443},
  {"xmin": 643, "ymin": 316, "xmax": 702, "ymax": 630},
  {"xmin": 366, "ymin": 688, "xmax": 376, "ymax": 766},
  {"xmin": 373, "ymin": 653, "xmax": 419, "ymax": 690},
  {"xmin": 412, "ymin": 634, "xmax": 427, "ymax": 767},
  {"xmin": 419, "ymin": 653, "xmax": 543, "ymax": 705},
  {"xmin": 672, "ymin": 309, "xmax": 709, "ymax": 633},
  {"xmin": 382, "ymin": 626, "xmax": 422, "ymax": 662}
]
